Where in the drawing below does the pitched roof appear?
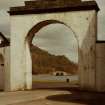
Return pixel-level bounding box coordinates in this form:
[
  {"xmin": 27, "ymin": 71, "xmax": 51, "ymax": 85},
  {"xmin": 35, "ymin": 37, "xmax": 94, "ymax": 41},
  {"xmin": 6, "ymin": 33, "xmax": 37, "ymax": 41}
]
[
  {"xmin": 8, "ymin": 0, "xmax": 99, "ymax": 15},
  {"xmin": 0, "ymin": 32, "xmax": 10, "ymax": 47}
]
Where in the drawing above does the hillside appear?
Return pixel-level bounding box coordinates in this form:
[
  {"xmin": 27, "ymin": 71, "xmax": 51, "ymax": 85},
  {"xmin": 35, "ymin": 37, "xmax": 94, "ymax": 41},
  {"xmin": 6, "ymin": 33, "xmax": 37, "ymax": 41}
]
[{"xmin": 31, "ymin": 45, "xmax": 78, "ymax": 75}]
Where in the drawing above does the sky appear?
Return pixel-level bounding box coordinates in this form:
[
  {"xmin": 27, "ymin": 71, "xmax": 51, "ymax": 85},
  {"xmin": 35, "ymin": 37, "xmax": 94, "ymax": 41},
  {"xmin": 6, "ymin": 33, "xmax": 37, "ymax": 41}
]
[
  {"xmin": 32, "ymin": 24, "xmax": 78, "ymax": 63},
  {"xmin": 0, "ymin": 0, "xmax": 105, "ymax": 63}
]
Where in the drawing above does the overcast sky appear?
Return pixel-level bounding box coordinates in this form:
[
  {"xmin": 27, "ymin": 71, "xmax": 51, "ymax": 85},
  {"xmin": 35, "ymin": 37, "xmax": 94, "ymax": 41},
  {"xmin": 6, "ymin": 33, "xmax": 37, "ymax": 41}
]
[
  {"xmin": 32, "ymin": 24, "xmax": 78, "ymax": 63},
  {"xmin": 0, "ymin": 0, "xmax": 105, "ymax": 63}
]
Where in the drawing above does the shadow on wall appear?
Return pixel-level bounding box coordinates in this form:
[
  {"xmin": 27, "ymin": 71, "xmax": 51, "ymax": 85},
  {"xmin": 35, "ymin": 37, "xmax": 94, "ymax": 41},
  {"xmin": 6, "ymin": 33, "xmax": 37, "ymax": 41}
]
[
  {"xmin": 0, "ymin": 54, "xmax": 4, "ymax": 91},
  {"xmin": 79, "ymin": 15, "xmax": 96, "ymax": 89}
]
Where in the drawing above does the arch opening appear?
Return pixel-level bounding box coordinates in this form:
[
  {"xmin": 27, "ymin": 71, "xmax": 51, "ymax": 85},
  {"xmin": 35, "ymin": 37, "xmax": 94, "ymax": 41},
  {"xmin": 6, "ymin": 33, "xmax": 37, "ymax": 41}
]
[
  {"xmin": 26, "ymin": 20, "xmax": 79, "ymax": 89},
  {"xmin": 26, "ymin": 20, "xmax": 78, "ymax": 44}
]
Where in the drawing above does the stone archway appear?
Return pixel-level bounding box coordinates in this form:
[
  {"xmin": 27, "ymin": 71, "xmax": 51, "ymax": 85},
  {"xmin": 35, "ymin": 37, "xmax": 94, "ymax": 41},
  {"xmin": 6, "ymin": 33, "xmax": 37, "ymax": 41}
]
[
  {"xmin": 9, "ymin": 0, "xmax": 98, "ymax": 91},
  {"xmin": 25, "ymin": 20, "xmax": 79, "ymax": 89}
]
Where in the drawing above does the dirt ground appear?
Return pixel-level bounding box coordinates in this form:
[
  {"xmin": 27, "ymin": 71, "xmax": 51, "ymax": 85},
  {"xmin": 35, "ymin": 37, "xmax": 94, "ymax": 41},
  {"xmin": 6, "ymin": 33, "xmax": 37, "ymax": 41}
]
[
  {"xmin": 32, "ymin": 82, "xmax": 78, "ymax": 89},
  {"xmin": 0, "ymin": 89, "xmax": 105, "ymax": 105}
]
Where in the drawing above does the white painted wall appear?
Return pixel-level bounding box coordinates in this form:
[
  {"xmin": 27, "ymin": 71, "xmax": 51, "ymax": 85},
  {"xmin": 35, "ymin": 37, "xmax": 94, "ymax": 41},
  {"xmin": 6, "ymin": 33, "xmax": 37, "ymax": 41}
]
[
  {"xmin": 0, "ymin": 47, "xmax": 10, "ymax": 91},
  {"xmin": 10, "ymin": 10, "xmax": 97, "ymax": 91},
  {"xmin": 4, "ymin": 47, "xmax": 10, "ymax": 91}
]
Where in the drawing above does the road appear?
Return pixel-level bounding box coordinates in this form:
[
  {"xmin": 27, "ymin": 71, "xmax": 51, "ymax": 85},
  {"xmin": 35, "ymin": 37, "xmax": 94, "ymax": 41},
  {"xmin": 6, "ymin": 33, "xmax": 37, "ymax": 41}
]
[
  {"xmin": 32, "ymin": 75, "xmax": 78, "ymax": 82},
  {"xmin": 32, "ymin": 75, "xmax": 79, "ymax": 89}
]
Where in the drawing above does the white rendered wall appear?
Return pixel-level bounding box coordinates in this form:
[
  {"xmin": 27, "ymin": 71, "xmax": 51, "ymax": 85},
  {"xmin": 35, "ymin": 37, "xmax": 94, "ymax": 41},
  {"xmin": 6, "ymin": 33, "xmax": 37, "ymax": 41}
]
[
  {"xmin": 4, "ymin": 47, "xmax": 10, "ymax": 91},
  {"xmin": 0, "ymin": 47, "xmax": 10, "ymax": 91},
  {"xmin": 10, "ymin": 10, "xmax": 97, "ymax": 91}
]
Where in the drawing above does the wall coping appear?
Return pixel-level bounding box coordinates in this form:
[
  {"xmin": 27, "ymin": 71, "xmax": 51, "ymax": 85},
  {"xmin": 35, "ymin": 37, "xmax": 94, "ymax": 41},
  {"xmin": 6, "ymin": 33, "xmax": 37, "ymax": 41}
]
[{"xmin": 8, "ymin": 0, "xmax": 99, "ymax": 15}]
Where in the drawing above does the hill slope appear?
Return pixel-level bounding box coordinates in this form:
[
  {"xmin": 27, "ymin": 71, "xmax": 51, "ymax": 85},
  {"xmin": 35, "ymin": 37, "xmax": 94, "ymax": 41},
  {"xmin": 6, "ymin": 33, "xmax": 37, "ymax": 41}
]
[{"xmin": 31, "ymin": 45, "xmax": 78, "ymax": 75}]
